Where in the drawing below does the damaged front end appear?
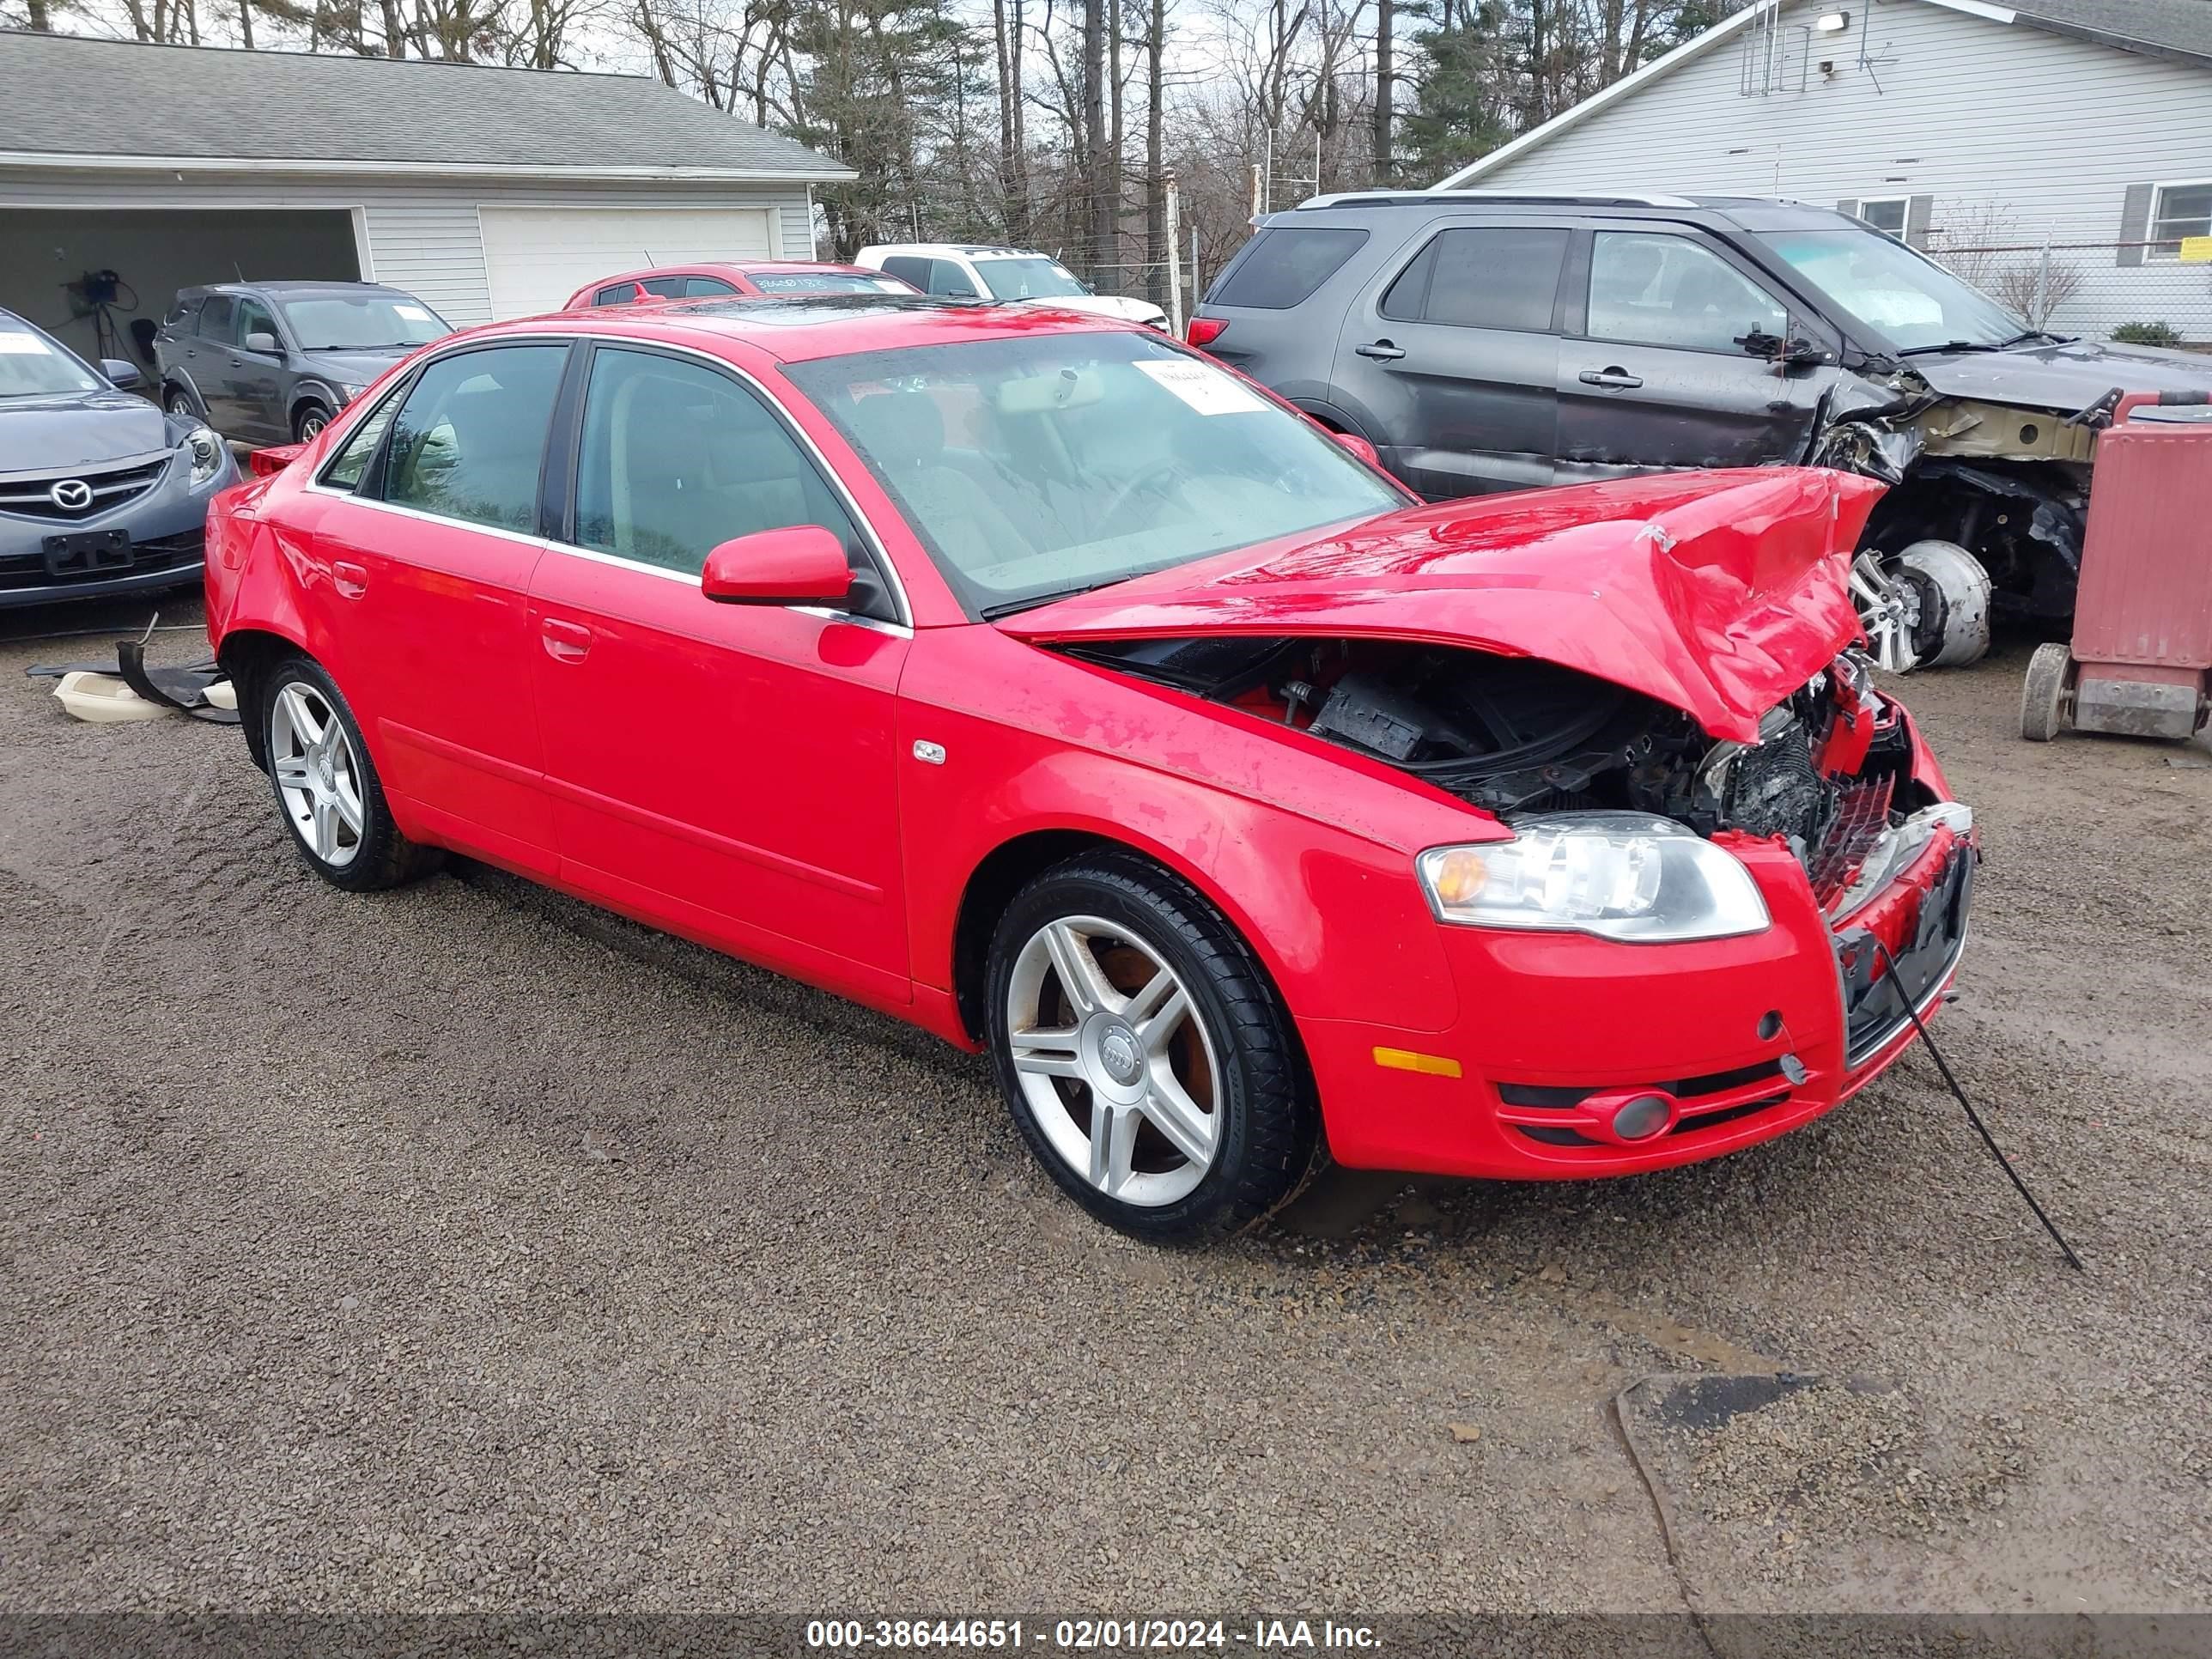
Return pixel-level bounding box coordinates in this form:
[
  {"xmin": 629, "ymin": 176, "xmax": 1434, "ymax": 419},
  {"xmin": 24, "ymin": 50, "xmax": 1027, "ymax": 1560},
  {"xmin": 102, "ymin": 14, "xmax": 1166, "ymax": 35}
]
[
  {"xmin": 1811, "ymin": 370, "xmax": 2137, "ymax": 670},
  {"xmin": 1061, "ymin": 631, "xmax": 1960, "ymax": 922}
]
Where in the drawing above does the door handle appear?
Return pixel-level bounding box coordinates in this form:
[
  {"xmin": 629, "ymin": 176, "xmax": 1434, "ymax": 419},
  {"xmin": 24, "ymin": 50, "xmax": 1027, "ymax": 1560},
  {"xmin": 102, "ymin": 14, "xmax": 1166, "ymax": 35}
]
[
  {"xmin": 1578, "ymin": 368, "xmax": 1644, "ymax": 389},
  {"xmin": 540, "ymin": 617, "xmax": 592, "ymax": 663},
  {"xmin": 228, "ymin": 356, "xmax": 244, "ymax": 368},
  {"xmin": 1354, "ymin": 340, "xmax": 1407, "ymax": 362},
  {"xmin": 331, "ymin": 560, "xmax": 368, "ymax": 599}
]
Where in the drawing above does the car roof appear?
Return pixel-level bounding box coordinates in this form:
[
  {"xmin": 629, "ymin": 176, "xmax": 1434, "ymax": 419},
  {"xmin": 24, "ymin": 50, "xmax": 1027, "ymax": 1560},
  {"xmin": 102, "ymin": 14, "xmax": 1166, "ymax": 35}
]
[
  {"xmin": 864, "ymin": 242, "xmax": 1048, "ymax": 260},
  {"xmin": 1279, "ymin": 191, "xmax": 1862, "ymax": 233},
  {"xmin": 180, "ymin": 280, "xmax": 419, "ymax": 299},
  {"xmin": 486, "ymin": 293, "xmax": 1142, "ymax": 363},
  {"xmin": 588, "ymin": 260, "xmax": 884, "ymax": 283}
]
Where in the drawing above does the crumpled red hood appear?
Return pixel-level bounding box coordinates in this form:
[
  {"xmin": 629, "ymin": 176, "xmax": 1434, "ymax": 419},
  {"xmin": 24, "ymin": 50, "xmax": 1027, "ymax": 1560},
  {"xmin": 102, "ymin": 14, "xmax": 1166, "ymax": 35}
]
[{"xmin": 998, "ymin": 466, "xmax": 1885, "ymax": 743}]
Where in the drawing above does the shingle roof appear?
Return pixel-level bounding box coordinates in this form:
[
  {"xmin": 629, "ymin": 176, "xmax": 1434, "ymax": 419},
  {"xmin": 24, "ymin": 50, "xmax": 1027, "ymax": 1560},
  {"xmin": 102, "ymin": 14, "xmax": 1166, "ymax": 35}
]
[
  {"xmin": 2008, "ymin": 0, "xmax": 2212, "ymax": 69},
  {"xmin": 0, "ymin": 30, "xmax": 854, "ymax": 179}
]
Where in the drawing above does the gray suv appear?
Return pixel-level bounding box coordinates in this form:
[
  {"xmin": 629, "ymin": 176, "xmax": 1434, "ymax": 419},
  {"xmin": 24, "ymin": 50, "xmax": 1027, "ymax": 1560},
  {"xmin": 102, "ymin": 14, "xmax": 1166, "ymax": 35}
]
[
  {"xmin": 155, "ymin": 281, "xmax": 452, "ymax": 446},
  {"xmin": 1193, "ymin": 192, "xmax": 2212, "ymax": 669}
]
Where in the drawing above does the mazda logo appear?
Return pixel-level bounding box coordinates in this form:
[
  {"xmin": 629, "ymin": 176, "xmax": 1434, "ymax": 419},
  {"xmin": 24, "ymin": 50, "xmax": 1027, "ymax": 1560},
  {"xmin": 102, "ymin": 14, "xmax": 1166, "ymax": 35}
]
[{"xmin": 49, "ymin": 478, "xmax": 94, "ymax": 512}]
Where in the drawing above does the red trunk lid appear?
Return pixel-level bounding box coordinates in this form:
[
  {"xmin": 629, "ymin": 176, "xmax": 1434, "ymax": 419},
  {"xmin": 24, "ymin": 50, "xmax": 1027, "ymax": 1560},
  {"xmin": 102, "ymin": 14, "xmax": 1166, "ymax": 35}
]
[{"xmin": 997, "ymin": 467, "xmax": 1884, "ymax": 743}]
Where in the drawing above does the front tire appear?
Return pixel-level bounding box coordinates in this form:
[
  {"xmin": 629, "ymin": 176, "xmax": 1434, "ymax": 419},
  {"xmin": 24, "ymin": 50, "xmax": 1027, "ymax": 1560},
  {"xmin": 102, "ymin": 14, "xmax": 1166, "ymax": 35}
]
[
  {"xmin": 985, "ymin": 851, "xmax": 1316, "ymax": 1242},
  {"xmin": 294, "ymin": 401, "xmax": 334, "ymax": 442},
  {"xmin": 261, "ymin": 656, "xmax": 438, "ymax": 890}
]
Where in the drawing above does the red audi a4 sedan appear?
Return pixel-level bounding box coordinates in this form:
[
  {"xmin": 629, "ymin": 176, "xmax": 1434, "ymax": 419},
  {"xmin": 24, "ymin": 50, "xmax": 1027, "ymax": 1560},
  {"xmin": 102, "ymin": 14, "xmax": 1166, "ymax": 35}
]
[{"xmin": 204, "ymin": 296, "xmax": 1975, "ymax": 1241}]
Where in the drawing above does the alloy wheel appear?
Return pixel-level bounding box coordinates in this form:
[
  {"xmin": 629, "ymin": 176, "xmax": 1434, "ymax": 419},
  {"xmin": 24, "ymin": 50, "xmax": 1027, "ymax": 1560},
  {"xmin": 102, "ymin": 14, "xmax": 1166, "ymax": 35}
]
[
  {"xmin": 1849, "ymin": 552, "xmax": 1921, "ymax": 674},
  {"xmin": 1003, "ymin": 915, "xmax": 1222, "ymax": 1206},
  {"xmin": 297, "ymin": 407, "xmax": 330, "ymax": 441},
  {"xmin": 270, "ymin": 681, "xmax": 364, "ymax": 868}
]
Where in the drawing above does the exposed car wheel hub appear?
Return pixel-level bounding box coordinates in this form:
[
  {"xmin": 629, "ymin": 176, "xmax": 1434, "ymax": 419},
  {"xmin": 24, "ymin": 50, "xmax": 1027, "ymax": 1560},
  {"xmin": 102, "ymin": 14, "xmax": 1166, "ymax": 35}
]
[
  {"xmin": 270, "ymin": 682, "xmax": 364, "ymax": 868},
  {"xmin": 1004, "ymin": 915, "xmax": 1220, "ymax": 1206}
]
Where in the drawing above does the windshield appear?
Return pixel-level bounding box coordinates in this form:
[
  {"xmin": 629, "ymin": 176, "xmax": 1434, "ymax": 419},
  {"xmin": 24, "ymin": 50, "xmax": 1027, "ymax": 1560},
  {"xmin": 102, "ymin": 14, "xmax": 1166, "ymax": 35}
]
[
  {"xmin": 754, "ymin": 271, "xmax": 914, "ymax": 295},
  {"xmin": 787, "ymin": 332, "xmax": 1403, "ymax": 616},
  {"xmin": 0, "ymin": 325, "xmax": 103, "ymax": 397},
  {"xmin": 1754, "ymin": 228, "xmax": 2027, "ymax": 352},
  {"xmin": 975, "ymin": 257, "xmax": 1090, "ymax": 301},
  {"xmin": 278, "ymin": 293, "xmax": 451, "ymax": 351}
]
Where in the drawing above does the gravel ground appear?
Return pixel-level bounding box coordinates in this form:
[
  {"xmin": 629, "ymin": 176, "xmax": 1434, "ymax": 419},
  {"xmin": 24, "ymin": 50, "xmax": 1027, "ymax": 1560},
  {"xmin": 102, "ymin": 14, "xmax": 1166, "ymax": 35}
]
[{"xmin": 2, "ymin": 596, "xmax": 2208, "ymax": 1618}]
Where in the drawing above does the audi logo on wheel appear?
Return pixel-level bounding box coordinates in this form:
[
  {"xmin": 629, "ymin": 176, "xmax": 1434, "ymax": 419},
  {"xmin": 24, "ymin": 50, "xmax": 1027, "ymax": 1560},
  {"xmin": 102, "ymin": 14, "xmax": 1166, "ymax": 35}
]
[{"xmin": 49, "ymin": 478, "xmax": 94, "ymax": 512}]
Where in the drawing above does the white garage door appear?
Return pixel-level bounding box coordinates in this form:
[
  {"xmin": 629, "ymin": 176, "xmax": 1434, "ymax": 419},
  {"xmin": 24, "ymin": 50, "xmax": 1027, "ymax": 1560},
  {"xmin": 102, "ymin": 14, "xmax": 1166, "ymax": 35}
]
[{"xmin": 477, "ymin": 207, "xmax": 777, "ymax": 319}]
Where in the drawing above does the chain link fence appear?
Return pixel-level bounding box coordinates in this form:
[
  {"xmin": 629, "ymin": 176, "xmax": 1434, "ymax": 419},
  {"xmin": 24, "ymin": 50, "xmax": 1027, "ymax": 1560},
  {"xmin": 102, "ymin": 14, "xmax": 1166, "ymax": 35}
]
[{"xmin": 1928, "ymin": 239, "xmax": 2212, "ymax": 348}]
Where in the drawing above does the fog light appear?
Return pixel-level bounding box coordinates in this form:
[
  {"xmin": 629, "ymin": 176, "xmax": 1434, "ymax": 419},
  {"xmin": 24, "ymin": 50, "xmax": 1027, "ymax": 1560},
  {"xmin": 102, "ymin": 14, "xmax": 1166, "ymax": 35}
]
[{"xmin": 1612, "ymin": 1094, "xmax": 1671, "ymax": 1140}]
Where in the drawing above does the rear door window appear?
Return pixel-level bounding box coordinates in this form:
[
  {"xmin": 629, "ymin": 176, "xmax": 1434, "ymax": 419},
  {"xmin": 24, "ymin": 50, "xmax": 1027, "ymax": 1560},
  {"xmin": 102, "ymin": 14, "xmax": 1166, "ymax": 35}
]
[
  {"xmin": 379, "ymin": 344, "xmax": 568, "ymax": 532},
  {"xmin": 1586, "ymin": 231, "xmax": 1789, "ymax": 354},
  {"xmin": 1208, "ymin": 228, "xmax": 1370, "ymax": 309},
  {"xmin": 879, "ymin": 256, "xmax": 930, "ymax": 289},
  {"xmin": 197, "ymin": 295, "xmax": 234, "ymax": 338},
  {"xmin": 1380, "ymin": 227, "xmax": 1569, "ymax": 331},
  {"xmin": 682, "ymin": 276, "xmax": 738, "ymax": 297}
]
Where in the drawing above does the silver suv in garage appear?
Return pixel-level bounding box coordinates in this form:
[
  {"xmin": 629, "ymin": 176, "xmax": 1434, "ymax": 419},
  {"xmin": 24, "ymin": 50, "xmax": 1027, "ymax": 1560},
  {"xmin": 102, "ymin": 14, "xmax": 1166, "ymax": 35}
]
[
  {"xmin": 1191, "ymin": 191, "xmax": 2212, "ymax": 669},
  {"xmin": 155, "ymin": 281, "xmax": 452, "ymax": 446}
]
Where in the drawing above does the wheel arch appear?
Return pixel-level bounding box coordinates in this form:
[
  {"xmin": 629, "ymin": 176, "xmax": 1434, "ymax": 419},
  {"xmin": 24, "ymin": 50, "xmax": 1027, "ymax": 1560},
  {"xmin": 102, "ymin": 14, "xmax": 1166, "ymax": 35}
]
[
  {"xmin": 948, "ymin": 825, "xmax": 1303, "ymax": 1053},
  {"xmin": 289, "ymin": 386, "xmax": 340, "ymax": 435},
  {"xmin": 215, "ymin": 626, "xmax": 311, "ymax": 770}
]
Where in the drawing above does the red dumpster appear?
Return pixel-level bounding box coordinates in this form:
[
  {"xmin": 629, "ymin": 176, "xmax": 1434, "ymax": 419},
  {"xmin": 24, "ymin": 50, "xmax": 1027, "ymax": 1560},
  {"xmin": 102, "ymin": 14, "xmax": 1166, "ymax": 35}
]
[{"xmin": 2021, "ymin": 392, "xmax": 2212, "ymax": 743}]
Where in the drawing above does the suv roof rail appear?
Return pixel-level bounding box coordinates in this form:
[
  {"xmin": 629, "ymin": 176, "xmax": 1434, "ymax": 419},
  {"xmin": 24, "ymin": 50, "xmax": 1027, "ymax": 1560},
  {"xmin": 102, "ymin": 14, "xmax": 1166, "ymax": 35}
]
[{"xmin": 1295, "ymin": 188, "xmax": 1702, "ymax": 210}]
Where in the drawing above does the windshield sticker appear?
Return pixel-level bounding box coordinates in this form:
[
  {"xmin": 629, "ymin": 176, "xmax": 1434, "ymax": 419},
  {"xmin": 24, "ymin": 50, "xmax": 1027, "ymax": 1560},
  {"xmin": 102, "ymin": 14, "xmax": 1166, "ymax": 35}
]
[
  {"xmin": 1135, "ymin": 357, "xmax": 1269, "ymax": 416},
  {"xmin": 0, "ymin": 333, "xmax": 50, "ymax": 354},
  {"xmin": 394, "ymin": 304, "xmax": 434, "ymax": 322}
]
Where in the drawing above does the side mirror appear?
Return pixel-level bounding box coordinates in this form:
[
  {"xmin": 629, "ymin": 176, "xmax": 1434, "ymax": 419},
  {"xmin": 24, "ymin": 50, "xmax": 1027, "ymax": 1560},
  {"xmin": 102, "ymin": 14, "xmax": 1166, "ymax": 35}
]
[
  {"xmin": 1332, "ymin": 429, "xmax": 1382, "ymax": 468},
  {"xmin": 244, "ymin": 331, "xmax": 279, "ymax": 355},
  {"xmin": 101, "ymin": 358, "xmax": 145, "ymax": 390},
  {"xmin": 701, "ymin": 525, "xmax": 854, "ymax": 606}
]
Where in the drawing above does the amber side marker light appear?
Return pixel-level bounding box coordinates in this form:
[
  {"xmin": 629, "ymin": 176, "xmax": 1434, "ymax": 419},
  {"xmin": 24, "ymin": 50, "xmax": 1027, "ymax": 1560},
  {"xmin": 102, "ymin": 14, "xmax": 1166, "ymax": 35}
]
[{"xmin": 1373, "ymin": 1047, "xmax": 1464, "ymax": 1079}]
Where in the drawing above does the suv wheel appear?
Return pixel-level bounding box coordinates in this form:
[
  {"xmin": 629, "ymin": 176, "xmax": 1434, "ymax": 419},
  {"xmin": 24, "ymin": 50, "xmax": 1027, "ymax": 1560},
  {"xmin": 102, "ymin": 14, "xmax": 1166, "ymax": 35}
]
[
  {"xmin": 294, "ymin": 402, "xmax": 334, "ymax": 442},
  {"xmin": 985, "ymin": 851, "xmax": 1316, "ymax": 1242},
  {"xmin": 164, "ymin": 386, "xmax": 201, "ymax": 420}
]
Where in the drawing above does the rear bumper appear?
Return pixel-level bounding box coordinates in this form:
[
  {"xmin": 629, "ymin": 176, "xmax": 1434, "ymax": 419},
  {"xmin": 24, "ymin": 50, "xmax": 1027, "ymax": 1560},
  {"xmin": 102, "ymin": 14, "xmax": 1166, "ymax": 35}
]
[{"xmin": 1300, "ymin": 826, "xmax": 1974, "ymax": 1182}]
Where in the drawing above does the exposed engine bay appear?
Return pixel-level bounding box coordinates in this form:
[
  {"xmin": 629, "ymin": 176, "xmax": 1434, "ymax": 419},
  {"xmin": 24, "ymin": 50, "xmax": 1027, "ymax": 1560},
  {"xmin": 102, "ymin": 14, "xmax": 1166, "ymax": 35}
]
[{"xmin": 1064, "ymin": 635, "xmax": 1942, "ymax": 912}]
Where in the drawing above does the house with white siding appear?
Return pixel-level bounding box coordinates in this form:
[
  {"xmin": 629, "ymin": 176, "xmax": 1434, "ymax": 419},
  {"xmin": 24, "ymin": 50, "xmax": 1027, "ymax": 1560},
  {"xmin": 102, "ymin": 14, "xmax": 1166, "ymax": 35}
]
[
  {"xmin": 0, "ymin": 31, "xmax": 854, "ymax": 366},
  {"xmin": 1432, "ymin": 0, "xmax": 2212, "ymax": 342}
]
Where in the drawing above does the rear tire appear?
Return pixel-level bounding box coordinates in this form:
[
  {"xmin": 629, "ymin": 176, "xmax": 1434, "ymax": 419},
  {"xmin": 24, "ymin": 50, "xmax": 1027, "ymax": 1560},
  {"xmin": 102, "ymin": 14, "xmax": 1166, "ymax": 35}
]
[
  {"xmin": 260, "ymin": 655, "xmax": 440, "ymax": 890},
  {"xmin": 164, "ymin": 385, "xmax": 202, "ymax": 420},
  {"xmin": 2021, "ymin": 642, "xmax": 2073, "ymax": 742},
  {"xmin": 985, "ymin": 851, "xmax": 1316, "ymax": 1243}
]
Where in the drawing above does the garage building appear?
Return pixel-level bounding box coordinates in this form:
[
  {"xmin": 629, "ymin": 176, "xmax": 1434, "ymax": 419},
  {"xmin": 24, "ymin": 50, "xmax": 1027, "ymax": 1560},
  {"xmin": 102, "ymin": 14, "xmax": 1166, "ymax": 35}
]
[{"xmin": 0, "ymin": 30, "xmax": 854, "ymax": 370}]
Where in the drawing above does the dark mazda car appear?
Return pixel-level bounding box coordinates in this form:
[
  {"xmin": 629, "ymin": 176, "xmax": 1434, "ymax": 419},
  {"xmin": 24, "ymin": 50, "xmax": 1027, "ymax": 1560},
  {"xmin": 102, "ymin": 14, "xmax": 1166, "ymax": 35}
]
[
  {"xmin": 155, "ymin": 281, "xmax": 452, "ymax": 446},
  {"xmin": 0, "ymin": 308, "xmax": 237, "ymax": 610},
  {"xmin": 1191, "ymin": 193, "xmax": 2212, "ymax": 671}
]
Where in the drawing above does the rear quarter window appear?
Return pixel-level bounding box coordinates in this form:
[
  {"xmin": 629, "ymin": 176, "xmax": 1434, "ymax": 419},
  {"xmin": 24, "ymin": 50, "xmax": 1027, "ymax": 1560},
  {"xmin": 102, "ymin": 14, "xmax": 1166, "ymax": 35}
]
[{"xmin": 1207, "ymin": 228, "xmax": 1369, "ymax": 309}]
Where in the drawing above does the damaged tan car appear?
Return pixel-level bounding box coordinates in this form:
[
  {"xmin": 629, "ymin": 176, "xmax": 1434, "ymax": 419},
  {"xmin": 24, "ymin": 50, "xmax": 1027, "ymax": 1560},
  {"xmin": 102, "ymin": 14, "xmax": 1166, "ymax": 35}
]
[{"xmin": 1191, "ymin": 195, "xmax": 2212, "ymax": 672}]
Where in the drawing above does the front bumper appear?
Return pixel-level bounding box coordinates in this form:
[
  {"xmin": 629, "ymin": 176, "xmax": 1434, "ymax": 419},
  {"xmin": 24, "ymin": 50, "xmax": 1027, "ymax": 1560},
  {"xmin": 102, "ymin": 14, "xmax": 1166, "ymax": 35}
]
[
  {"xmin": 0, "ymin": 447, "xmax": 234, "ymax": 610},
  {"xmin": 1299, "ymin": 822, "xmax": 1975, "ymax": 1182}
]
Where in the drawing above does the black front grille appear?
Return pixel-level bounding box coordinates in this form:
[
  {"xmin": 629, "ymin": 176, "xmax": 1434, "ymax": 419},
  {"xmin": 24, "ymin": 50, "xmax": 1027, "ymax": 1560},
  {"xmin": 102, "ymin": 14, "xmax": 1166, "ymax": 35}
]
[
  {"xmin": 0, "ymin": 528, "xmax": 203, "ymax": 592},
  {"xmin": 0, "ymin": 457, "xmax": 171, "ymax": 522},
  {"xmin": 1838, "ymin": 842, "xmax": 1973, "ymax": 1066}
]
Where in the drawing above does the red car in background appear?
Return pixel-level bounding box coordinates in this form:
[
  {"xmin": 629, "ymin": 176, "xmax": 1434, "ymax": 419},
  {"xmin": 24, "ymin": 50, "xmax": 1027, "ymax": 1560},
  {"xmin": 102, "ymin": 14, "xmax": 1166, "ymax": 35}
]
[
  {"xmin": 203, "ymin": 295, "xmax": 1975, "ymax": 1242},
  {"xmin": 564, "ymin": 261, "xmax": 918, "ymax": 310}
]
